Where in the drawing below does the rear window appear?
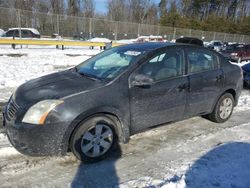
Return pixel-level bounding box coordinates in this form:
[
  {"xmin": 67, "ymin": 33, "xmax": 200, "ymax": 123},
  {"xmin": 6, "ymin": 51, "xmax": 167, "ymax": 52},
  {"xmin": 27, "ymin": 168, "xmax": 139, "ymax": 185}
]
[{"xmin": 187, "ymin": 48, "xmax": 219, "ymax": 73}]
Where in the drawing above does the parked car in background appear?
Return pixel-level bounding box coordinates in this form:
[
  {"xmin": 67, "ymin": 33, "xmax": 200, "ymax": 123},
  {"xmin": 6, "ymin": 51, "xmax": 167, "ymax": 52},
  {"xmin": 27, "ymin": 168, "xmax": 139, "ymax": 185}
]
[
  {"xmin": 0, "ymin": 29, "xmax": 5, "ymax": 37},
  {"xmin": 2, "ymin": 28, "xmax": 40, "ymax": 38},
  {"xmin": 220, "ymin": 44, "xmax": 250, "ymax": 63},
  {"xmin": 207, "ymin": 40, "xmax": 224, "ymax": 52},
  {"xmin": 3, "ymin": 43, "xmax": 242, "ymax": 162},
  {"xmin": 242, "ymin": 62, "xmax": 250, "ymax": 88},
  {"xmin": 176, "ymin": 37, "xmax": 204, "ymax": 46},
  {"xmin": 136, "ymin": 35, "xmax": 164, "ymax": 43}
]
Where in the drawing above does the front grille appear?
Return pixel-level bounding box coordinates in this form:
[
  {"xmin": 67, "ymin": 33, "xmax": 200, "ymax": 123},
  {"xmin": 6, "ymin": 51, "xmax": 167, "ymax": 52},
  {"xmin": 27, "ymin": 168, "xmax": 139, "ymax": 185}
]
[{"xmin": 7, "ymin": 99, "xmax": 19, "ymax": 120}]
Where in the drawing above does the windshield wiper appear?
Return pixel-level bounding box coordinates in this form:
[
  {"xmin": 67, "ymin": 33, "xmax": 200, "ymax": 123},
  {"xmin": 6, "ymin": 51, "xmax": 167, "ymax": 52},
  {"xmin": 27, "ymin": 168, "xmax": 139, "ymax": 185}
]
[{"xmin": 78, "ymin": 72, "xmax": 103, "ymax": 81}]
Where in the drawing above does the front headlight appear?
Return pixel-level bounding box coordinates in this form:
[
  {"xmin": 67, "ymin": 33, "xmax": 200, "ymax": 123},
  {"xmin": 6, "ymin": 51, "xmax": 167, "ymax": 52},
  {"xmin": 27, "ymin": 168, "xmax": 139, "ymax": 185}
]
[{"xmin": 22, "ymin": 100, "xmax": 64, "ymax": 125}]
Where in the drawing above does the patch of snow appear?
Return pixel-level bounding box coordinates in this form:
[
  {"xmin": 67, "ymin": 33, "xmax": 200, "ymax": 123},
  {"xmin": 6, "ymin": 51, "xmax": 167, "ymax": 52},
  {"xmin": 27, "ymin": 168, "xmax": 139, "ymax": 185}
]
[
  {"xmin": 0, "ymin": 47, "xmax": 100, "ymax": 101},
  {"xmin": 235, "ymin": 90, "xmax": 250, "ymax": 112},
  {"xmin": 0, "ymin": 133, "xmax": 6, "ymax": 141},
  {"xmin": 230, "ymin": 60, "xmax": 250, "ymax": 67},
  {"xmin": 88, "ymin": 37, "xmax": 111, "ymax": 43},
  {"xmin": 0, "ymin": 147, "xmax": 20, "ymax": 157}
]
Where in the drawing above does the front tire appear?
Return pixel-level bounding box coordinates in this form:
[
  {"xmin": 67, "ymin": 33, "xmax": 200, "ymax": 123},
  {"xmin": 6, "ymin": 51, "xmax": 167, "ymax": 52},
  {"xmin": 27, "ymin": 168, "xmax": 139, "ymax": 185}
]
[
  {"xmin": 70, "ymin": 115, "xmax": 118, "ymax": 163},
  {"xmin": 206, "ymin": 93, "xmax": 234, "ymax": 123}
]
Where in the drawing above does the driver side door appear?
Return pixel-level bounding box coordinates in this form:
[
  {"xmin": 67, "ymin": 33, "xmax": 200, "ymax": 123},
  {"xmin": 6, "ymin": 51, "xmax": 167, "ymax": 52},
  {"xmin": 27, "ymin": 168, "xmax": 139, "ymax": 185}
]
[{"xmin": 129, "ymin": 48, "xmax": 188, "ymax": 133}]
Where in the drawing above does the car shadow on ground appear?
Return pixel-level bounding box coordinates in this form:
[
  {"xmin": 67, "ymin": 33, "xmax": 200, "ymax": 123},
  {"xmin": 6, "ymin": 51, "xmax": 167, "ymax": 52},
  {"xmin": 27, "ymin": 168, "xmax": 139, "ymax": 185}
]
[
  {"xmin": 71, "ymin": 144, "xmax": 122, "ymax": 188},
  {"xmin": 165, "ymin": 142, "xmax": 250, "ymax": 187}
]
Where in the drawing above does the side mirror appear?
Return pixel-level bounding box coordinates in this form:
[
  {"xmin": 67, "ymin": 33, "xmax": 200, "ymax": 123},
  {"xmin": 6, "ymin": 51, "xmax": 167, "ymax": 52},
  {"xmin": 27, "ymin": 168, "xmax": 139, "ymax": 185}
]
[{"xmin": 131, "ymin": 74, "xmax": 154, "ymax": 87}]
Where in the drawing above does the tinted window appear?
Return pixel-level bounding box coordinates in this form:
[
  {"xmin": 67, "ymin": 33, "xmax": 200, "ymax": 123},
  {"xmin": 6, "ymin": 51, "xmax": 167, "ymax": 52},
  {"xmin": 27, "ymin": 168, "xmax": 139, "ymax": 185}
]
[
  {"xmin": 5, "ymin": 30, "xmax": 14, "ymax": 37},
  {"xmin": 138, "ymin": 49, "xmax": 184, "ymax": 81},
  {"xmin": 21, "ymin": 30, "xmax": 31, "ymax": 37},
  {"xmin": 187, "ymin": 49, "xmax": 218, "ymax": 73},
  {"xmin": 6, "ymin": 30, "xmax": 20, "ymax": 37}
]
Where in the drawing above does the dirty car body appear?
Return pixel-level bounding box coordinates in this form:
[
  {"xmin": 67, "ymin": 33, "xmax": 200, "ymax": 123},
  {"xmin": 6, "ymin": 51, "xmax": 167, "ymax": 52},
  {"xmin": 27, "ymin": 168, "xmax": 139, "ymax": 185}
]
[{"xmin": 3, "ymin": 43, "xmax": 242, "ymax": 158}]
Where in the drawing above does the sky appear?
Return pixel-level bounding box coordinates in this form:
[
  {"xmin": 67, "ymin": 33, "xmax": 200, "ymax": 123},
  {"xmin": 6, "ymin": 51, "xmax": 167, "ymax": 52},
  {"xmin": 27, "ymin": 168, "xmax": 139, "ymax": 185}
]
[{"xmin": 95, "ymin": 0, "xmax": 161, "ymax": 14}]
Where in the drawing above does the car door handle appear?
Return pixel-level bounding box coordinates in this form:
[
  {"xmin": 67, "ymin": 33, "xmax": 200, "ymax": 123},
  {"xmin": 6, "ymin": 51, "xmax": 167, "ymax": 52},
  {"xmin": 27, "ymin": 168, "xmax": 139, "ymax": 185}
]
[{"xmin": 216, "ymin": 75, "xmax": 223, "ymax": 81}]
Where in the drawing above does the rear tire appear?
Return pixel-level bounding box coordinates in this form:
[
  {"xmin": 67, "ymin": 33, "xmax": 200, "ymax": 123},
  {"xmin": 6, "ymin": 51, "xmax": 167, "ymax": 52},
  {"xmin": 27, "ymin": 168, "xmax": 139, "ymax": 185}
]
[
  {"xmin": 70, "ymin": 115, "xmax": 118, "ymax": 163},
  {"xmin": 206, "ymin": 93, "xmax": 234, "ymax": 123}
]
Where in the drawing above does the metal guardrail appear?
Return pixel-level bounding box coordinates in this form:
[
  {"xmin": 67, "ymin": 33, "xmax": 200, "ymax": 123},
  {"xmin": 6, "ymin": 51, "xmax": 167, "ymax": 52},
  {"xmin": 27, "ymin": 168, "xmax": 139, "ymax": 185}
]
[{"xmin": 0, "ymin": 38, "xmax": 122, "ymax": 48}]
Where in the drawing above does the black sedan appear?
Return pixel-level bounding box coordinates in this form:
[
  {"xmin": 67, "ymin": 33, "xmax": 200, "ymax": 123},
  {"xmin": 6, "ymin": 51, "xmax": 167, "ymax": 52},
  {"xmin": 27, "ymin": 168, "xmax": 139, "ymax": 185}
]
[
  {"xmin": 3, "ymin": 43, "xmax": 243, "ymax": 162},
  {"xmin": 242, "ymin": 62, "xmax": 250, "ymax": 88}
]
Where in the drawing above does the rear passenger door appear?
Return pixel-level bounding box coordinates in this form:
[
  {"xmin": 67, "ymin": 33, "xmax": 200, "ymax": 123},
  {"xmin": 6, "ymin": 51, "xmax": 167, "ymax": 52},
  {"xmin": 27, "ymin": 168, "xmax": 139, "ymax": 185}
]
[{"xmin": 185, "ymin": 47, "xmax": 223, "ymax": 116}]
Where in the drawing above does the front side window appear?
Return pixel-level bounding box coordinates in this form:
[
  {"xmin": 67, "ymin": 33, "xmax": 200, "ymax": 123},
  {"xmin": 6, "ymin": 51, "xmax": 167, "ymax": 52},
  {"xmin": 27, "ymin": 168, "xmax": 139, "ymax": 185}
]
[
  {"xmin": 76, "ymin": 47, "xmax": 144, "ymax": 80},
  {"xmin": 137, "ymin": 48, "xmax": 184, "ymax": 81},
  {"xmin": 187, "ymin": 49, "xmax": 217, "ymax": 73}
]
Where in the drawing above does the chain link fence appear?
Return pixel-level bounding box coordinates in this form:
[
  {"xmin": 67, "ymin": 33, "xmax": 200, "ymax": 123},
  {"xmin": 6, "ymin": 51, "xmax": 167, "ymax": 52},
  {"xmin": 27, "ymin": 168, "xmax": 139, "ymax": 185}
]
[{"xmin": 0, "ymin": 7, "xmax": 250, "ymax": 43}]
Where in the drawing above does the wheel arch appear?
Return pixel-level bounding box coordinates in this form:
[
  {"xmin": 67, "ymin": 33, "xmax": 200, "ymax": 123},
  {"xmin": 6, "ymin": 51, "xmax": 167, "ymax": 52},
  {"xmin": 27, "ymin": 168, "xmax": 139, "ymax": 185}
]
[
  {"xmin": 211, "ymin": 88, "xmax": 237, "ymax": 113},
  {"xmin": 224, "ymin": 89, "xmax": 236, "ymax": 102},
  {"xmin": 60, "ymin": 107, "xmax": 130, "ymax": 154}
]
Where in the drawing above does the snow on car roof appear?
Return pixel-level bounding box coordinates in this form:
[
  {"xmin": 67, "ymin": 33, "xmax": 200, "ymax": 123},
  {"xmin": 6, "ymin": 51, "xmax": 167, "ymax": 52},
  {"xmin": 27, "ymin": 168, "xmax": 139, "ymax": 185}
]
[{"xmin": 8, "ymin": 28, "xmax": 40, "ymax": 35}]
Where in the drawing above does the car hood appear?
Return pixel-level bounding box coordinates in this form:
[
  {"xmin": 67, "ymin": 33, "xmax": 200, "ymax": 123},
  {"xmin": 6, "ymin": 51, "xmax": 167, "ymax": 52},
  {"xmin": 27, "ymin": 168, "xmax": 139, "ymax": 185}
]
[
  {"xmin": 14, "ymin": 69, "xmax": 104, "ymax": 107},
  {"xmin": 242, "ymin": 64, "xmax": 250, "ymax": 73}
]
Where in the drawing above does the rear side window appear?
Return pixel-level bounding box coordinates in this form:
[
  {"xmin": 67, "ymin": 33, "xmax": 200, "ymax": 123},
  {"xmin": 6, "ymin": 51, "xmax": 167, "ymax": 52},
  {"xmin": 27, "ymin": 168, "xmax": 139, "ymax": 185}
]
[
  {"xmin": 21, "ymin": 30, "xmax": 31, "ymax": 37},
  {"xmin": 187, "ymin": 49, "xmax": 218, "ymax": 74}
]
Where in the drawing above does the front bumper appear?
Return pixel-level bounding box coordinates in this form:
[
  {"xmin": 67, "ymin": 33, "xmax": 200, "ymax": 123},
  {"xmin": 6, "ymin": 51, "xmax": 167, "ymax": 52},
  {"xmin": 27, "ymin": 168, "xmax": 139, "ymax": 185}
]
[{"xmin": 3, "ymin": 111, "xmax": 69, "ymax": 156}]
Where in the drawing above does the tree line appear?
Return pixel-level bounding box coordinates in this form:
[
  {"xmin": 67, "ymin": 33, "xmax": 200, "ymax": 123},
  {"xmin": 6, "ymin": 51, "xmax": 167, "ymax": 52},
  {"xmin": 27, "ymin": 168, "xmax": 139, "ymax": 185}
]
[{"xmin": 0, "ymin": 0, "xmax": 249, "ymax": 35}]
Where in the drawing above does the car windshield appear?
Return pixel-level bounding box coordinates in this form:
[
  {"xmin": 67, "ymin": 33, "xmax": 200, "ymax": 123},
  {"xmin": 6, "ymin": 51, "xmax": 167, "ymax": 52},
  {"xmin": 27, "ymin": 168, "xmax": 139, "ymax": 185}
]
[{"xmin": 75, "ymin": 47, "xmax": 144, "ymax": 80}]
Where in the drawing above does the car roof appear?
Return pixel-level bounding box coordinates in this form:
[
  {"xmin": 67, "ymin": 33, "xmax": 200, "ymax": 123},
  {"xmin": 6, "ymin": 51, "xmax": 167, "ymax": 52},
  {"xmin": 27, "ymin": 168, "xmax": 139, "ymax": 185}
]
[
  {"xmin": 117, "ymin": 42, "xmax": 188, "ymax": 51},
  {"xmin": 8, "ymin": 28, "xmax": 40, "ymax": 35}
]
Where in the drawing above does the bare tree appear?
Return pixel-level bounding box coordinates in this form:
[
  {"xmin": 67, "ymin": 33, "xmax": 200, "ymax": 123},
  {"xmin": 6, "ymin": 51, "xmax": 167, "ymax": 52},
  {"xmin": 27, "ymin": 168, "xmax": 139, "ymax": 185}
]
[
  {"xmin": 159, "ymin": 0, "xmax": 167, "ymax": 17},
  {"xmin": 145, "ymin": 3, "xmax": 158, "ymax": 25},
  {"xmin": 68, "ymin": 0, "xmax": 79, "ymax": 16},
  {"xmin": 128, "ymin": 0, "xmax": 151, "ymax": 23},
  {"xmin": 50, "ymin": 0, "xmax": 64, "ymax": 14},
  {"xmin": 82, "ymin": 0, "xmax": 94, "ymax": 17},
  {"xmin": 107, "ymin": 0, "xmax": 127, "ymax": 21},
  {"xmin": 13, "ymin": 0, "xmax": 35, "ymax": 10}
]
